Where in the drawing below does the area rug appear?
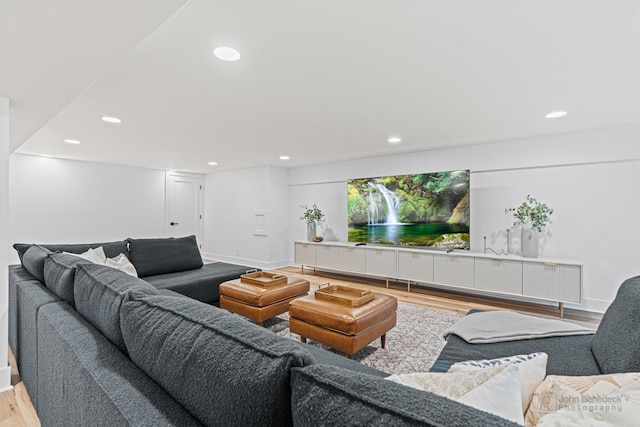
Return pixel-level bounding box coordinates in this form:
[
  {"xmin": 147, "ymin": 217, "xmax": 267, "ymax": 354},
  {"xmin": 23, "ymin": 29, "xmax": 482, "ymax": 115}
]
[{"xmin": 264, "ymin": 301, "xmax": 463, "ymax": 375}]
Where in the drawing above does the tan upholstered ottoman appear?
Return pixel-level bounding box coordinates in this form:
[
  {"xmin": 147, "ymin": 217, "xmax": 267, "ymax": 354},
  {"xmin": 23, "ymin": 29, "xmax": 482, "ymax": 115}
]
[
  {"xmin": 219, "ymin": 277, "xmax": 310, "ymax": 326},
  {"xmin": 288, "ymin": 292, "xmax": 397, "ymax": 358}
]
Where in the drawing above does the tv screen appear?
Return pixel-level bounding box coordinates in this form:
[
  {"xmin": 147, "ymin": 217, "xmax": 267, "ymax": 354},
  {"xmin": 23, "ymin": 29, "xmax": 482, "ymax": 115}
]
[{"xmin": 347, "ymin": 170, "xmax": 470, "ymax": 249}]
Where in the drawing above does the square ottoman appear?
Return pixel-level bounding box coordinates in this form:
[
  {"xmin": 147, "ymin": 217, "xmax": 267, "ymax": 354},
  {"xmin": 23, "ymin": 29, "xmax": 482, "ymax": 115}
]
[
  {"xmin": 220, "ymin": 277, "xmax": 310, "ymax": 326},
  {"xmin": 288, "ymin": 292, "xmax": 397, "ymax": 358}
]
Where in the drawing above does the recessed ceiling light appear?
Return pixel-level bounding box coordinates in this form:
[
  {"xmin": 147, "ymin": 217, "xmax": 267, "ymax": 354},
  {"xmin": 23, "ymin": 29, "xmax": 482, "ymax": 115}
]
[
  {"xmin": 208, "ymin": 161, "xmax": 218, "ymax": 166},
  {"xmin": 388, "ymin": 137, "xmax": 402, "ymax": 144},
  {"xmin": 101, "ymin": 116, "xmax": 122, "ymax": 123},
  {"xmin": 545, "ymin": 111, "xmax": 567, "ymax": 119},
  {"xmin": 213, "ymin": 47, "xmax": 241, "ymax": 62},
  {"xmin": 64, "ymin": 139, "xmax": 81, "ymax": 144},
  {"xmin": 279, "ymin": 155, "xmax": 290, "ymax": 160}
]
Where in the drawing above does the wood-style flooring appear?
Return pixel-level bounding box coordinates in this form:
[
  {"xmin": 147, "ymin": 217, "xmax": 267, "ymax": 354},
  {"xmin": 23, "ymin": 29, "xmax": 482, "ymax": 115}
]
[{"xmin": 0, "ymin": 265, "xmax": 601, "ymax": 425}]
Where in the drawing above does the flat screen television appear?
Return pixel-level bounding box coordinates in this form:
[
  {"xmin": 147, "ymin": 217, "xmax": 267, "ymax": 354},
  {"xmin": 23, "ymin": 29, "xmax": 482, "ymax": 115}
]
[{"xmin": 347, "ymin": 170, "xmax": 470, "ymax": 249}]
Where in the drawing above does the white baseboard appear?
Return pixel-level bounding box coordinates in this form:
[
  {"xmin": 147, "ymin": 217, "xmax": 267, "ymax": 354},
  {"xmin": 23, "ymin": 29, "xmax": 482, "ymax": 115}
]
[
  {"xmin": 0, "ymin": 365, "xmax": 12, "ymax": 393},
  {"xmin": 565, "ymin": 298, "xmax": 610, "ymax": 314},
  {"xmin": 201, "ymin": 253, "xmax": 291, "ymax": 270}
]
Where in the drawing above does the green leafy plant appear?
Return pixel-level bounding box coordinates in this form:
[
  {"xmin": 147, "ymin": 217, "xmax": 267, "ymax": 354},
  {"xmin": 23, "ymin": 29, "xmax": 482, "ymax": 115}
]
[
  {"xmin": 505, "ymin": 195, "xmax": 554, "ymax": 232},
  {"xmin": 300, "ymin": 204, "xmax": 325, "ymax": 225}
]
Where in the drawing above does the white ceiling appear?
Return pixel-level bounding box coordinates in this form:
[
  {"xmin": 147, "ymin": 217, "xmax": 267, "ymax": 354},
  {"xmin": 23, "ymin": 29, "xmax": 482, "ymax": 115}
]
[{"xmin": 2, "ymin": 0, "xmax": 640, "ymax": 174}]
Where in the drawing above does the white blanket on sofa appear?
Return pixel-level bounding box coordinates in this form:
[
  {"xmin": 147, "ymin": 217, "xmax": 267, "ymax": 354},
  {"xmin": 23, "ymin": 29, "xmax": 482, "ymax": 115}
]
[{"xmin": 444, "ymin": 311, "xmax": 596, "ymax": 344}]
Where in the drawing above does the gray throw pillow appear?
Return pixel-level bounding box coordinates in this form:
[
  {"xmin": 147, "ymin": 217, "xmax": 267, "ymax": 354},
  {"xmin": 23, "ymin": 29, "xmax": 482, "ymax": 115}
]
[
  {"xmin": 21, "ymin": 245, "xmax": 54, "ymax": 283},
  {"xmin": 43, "ymin": 253, "xmax": 92, "ymax": 304},
  {"xmin": 120, "ymin": 293, "xmax": 313, "ymax": 426},
  {"xmin": 127, "ymin": 235, "xmax": 203, "ymax": 277},
  {"xmin": 74, "ymin": 263, "xmax": 158, "ymax": 352},
  {"xmin": 14, "ymin": 240, "xmax": 129, "ymax": 261},
  {"xmin": 591, "ymin": 276, "xmax": 640, "ymax": 373}
]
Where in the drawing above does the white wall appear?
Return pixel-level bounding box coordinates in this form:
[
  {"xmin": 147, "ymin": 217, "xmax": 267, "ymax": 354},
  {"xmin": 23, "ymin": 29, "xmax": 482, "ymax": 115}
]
[
  {"xmin": 8, "ymin": 154, "xmax": 168, "ymax": 264},
  {"xmin": 202, "ymin": 165, "xmax": 289, "ymax": 269},
  {"xmin": 0, "ymin": 98, "xmax": 12, "ymax": 392},
  {"xmin": 288, "ymin": 124, "xmax": 640, "ymax": 312}
]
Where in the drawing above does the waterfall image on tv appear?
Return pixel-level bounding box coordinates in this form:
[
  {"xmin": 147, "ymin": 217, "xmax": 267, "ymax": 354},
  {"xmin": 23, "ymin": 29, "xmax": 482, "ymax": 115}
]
[{"xmin": 347, "ymin": 170, "xmax": 470, "ymax": 248}]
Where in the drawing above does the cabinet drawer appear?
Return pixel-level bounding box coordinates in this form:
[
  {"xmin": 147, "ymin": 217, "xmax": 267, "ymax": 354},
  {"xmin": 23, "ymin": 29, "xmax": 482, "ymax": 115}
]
[
  {"xmin": 475, "ymin": 258, "xmax": 522, "ymax": 294},
  {"xmin": 365, "ymin": 248, "xmax": 397, "ymax": 277},
  {"xmin": 433, "ymin": 254, "xmax": 474, "ymax": 287},
  {"xmin": 294, "ymin": 242, "xmax": 316, "ymax": 266},
  {"xmin": 522, "ymin": 262, "xmax": 581, "ymax": 303},
  {"xmin": 340, "ymin": 247, "xmax": 366, "ymax": 272},
  {"xmin": 316, "ymin": 245, "xmax": 341, "ymax": 269},
  {"xmin": 397, "ymin": 251, "xmax": 434, "ymax": 283}
]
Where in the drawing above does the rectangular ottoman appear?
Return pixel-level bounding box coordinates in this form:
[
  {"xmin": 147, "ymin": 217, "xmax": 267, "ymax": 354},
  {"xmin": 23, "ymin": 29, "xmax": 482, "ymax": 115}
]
[
  {"xmin": 220, "ymin": 277, "xmax": 310, "ymax": 326},
  {"xmin": 288, "ymin": 292, "xmax": 397, "ymax": 358}
]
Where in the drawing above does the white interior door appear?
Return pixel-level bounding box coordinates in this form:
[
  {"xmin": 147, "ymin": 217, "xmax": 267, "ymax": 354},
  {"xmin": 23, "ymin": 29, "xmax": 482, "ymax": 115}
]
[{"xmin": 165, "ymin": 172, "xmax": 203, "ymax": 246}]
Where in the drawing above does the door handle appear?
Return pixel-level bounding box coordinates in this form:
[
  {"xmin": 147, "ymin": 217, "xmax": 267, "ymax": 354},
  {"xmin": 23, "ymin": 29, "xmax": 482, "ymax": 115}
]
[{"xmin": 170, "ymin": 222, "xmax": 179, "ymax": 226}]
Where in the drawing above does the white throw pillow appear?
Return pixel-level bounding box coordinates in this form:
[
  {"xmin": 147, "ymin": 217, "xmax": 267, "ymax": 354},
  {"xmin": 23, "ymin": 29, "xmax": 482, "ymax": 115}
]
[
  {"xmin": 386, "ymin": 364, "xmax": 524, "ymax": 425},
  {"xmin": 105, "ymin": 253, "xmax": 138, "ymax": 277},
  {"xmin": 64, "ymin": 246, "xmax": 107, "ymax": 264},
  {"xmin": 449, "ymin": 352, "xmax": 548, "ymax": 412},
  {"xmin": 525, "ymin": 372, "xmax": 640, "ymax": 427}
]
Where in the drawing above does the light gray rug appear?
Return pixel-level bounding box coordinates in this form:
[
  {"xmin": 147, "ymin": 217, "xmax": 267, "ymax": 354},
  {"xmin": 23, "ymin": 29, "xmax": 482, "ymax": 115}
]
[{"xmin": 264, "ymin": 301, "xmax": 463, "ymax": 375}]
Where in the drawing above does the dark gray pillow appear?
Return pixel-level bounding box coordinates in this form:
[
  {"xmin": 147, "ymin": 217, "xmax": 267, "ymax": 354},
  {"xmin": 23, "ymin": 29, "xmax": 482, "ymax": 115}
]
[
  {"xmin": 74, "ymin": 264, "xmax": 158, "ymax": 352},
  {"xmin": 591, "ymin": 276, "xmax": 640, "ymax": 374},
  {"xmin": 14, "ymin": 241, "xmax": 129, "ymax": 261},
  {"xmin": 127, "ymin": 235, "xmax": 203, "ymax": 277},
  {"xmin": 290, "ymin": 365, "xmax": 519, "ymax": 427},
  {"xmin": 120, "ymin": 293, "xmax": 313, "ymax": 426},
  {"xmin": 43, "ymin": 253, "xmax": 92, "ymax": 304},
  {"xmin": 21, "ymin": 245, "xmax": 54, "ymax": 283}
]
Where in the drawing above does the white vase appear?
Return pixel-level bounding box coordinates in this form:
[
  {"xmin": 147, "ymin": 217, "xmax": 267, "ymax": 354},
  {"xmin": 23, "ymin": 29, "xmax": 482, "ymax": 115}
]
[
  {"xmin": 521, "ymin": 226, "xmax": 539, "ymax": 258},
  {"xmin": 306, "ymin": 222, "xmax": 316, "ymax": 242}
]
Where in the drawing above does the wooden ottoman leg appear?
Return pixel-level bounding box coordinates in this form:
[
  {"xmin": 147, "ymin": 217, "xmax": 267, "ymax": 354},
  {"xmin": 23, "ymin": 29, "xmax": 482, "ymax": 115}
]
[
  {"xmin": 381, "ymin": 333, "xmax": 386, "ymax": 349},
  {"xmin": 300, "ymin": 337, "xmax": 307, "ymax": 343}
]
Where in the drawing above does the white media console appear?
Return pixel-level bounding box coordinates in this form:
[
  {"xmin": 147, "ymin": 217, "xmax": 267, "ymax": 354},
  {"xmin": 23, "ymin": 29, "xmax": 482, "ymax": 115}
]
[{"xmin": 294, "ymin": 241, "xmax": 582, "ymax": 317}]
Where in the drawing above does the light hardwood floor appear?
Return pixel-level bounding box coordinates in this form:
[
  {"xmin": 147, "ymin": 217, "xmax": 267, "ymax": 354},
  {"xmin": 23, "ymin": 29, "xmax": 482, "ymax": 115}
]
[
  {"xmin": 0, "ymin": 350, "xmax": 39, "ymax": 427},
  {"xmin": 0, "ymin": 266, "xmax": 601, "ymax": 425}
]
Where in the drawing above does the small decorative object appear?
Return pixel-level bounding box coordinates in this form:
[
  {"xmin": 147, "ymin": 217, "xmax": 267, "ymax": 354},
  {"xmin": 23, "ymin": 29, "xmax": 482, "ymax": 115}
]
[
  {"xmin": 313, "ymin": 236, "xmax": 324, "ymax": 242},
  {"xmin": 300, "ymin": 204, "xmax": 325, "ymax": 242},
  {"xmin": 505, "ymin": 195, "xmax": 554, "ymax": 258}
]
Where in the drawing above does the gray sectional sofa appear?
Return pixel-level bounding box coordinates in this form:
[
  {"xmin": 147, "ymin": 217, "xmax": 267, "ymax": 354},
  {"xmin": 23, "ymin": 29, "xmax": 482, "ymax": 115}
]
[{"xmin": 8, "ymin": 237, "xmax": 517, "ymax": 426}]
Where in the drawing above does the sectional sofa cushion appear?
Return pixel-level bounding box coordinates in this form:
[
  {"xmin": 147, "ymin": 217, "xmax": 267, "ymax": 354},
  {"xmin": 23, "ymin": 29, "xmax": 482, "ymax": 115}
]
[
  {"xmin": 591, "ymin": 275, "xmax": 640, "ymax": 374},
  {"xmin": 74, "ymin": 264, "xmax": 159, "ymax": 352},
  {"xmin": 290, "ymin": 364, "xmax": 519, "ymax": 427},
  {"xmin": 14, "ymin": 240, "xmax": 129, "ymax": 262},
  {"xmin": 21, "ymin": 245, "xmax": 54, "ymax": 283},
  {"xmin": 120, "ymin": 292, "xmax": 314, "ymax": 426},
  {"xmin": 43, "ymin": 253, "xmax": 93, "ymax": 304},
  {"xmin": 127, "ymin": 235, "xmax": 203, "ymax": 277},
  {"xmin": 143, "ymin": 261, "xmax": 253, "ymax": 303}
]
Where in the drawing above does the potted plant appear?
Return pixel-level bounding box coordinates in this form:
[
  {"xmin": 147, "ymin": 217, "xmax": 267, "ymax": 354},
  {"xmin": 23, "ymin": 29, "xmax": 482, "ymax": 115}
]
[
  {"xmin": 505, "ymin": 195, "xmax": 553, "ymax": 258},
  {"xmin": 300, "ymin": 204, "xmax": 325, "ymax": 242}
]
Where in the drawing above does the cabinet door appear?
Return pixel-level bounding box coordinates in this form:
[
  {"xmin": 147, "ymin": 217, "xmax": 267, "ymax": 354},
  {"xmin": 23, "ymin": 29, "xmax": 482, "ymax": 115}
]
[
  {"xmin": 397, "ymin": 251, "xmax": 434, "ymax": 283},
  {"xmin": 522, "ymin": 262, "xmax": 582, "ymax": 303},
  {"xmin": 433, "ymin": 254, "xmax": 475, "ymax": 287},
  {"xmin": 365, "ymin": 248, "xmax": 397, "ymax": 277},
  {"xmin": 340, "ymin": 247, "xmax": 366, "ymax": 272},
  {"xmin": 316, "ymin": 245, "xmax": 341, "ymax": 270},
  {"xmin": 475, "ymin": 258, "xmax": 523, "ymax": 294},
  {"xmin": 294, "ymin": 242, "xmax": 316, "ymax": 266}
]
